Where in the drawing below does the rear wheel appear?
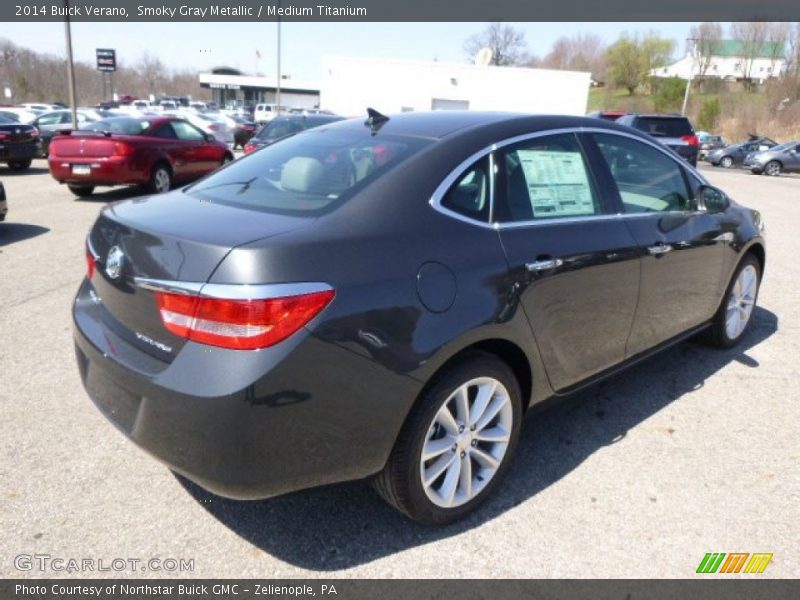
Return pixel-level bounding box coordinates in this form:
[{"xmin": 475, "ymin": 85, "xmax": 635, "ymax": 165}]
[
  {"xmin": 764, "ymin": 160, "xmax": 782, "ymax": 176},
  {"xmin": 373, "ymin": 352, "xmax": 522, "ymax": 525},
  {"xmin": 702, "ymin": 254, "xmax": 761, "ymax": 348},
  {"xmin": 67, "ymin": 184, "xmax": 95, "ymax": 197},
  {"xmin": 7, "ymin": 159, "xmax": 32, "ymax": 171},
  {"xmin": 222, "ymin": 153, "xmax": 234, "ymax": 165},
  {"xmin": 148, "ymin": 164, "xmax": 172, "ymax": 194},
  {"xmin": 720, "ymin": 156, "xmax": 734, "ymax": 168}
]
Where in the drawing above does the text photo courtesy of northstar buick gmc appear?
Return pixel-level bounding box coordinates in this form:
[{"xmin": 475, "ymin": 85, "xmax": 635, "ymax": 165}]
[{"xmin": 74, "ymin": 112, "xmax": 765, "ymax": 525}]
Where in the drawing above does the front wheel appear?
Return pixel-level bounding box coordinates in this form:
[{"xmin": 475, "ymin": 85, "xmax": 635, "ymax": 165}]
[
  {"xmin": 720, "ymin": 156, "xmax": 734, "ymax": 168},
  {"xmin": 703, "ymin": 254, "xmax": 761, "ymax": 348},
  {"xmin": 764, "ymin": 160, "xmax": 782, "ymax": 176},
  {"xmin": 373, "ymin": 352, "xmax": 522, "ymax": 525}
]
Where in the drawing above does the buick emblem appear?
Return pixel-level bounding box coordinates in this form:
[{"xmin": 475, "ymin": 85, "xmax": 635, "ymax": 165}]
[{"xmin": 105, "ymin": 246, "xmax": 125, "ymax": 280}]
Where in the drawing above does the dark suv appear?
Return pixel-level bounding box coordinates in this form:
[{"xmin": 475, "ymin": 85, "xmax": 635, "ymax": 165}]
[{"xmin": 616, "ymin": 114, "xmax": 699, "ymax": 166}]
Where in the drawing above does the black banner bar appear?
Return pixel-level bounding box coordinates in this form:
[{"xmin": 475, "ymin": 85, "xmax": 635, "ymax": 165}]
[
  {"xmin": 1, "ymin": 0, "xmax": 799, "ymax": 22},
  {"xmin": 2, "ymin": 580, "xmax": 799, "ymax": 600}
]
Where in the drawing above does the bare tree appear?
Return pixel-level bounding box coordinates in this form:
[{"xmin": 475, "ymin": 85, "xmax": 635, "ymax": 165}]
[
  {"xmin": 463, "ymin": 22, "xmax": 529, "ymax": 66},
  {"xmin": 137, "ymin": 52, "xmax": 167, "ymax": 96},
  {"xmin": 689, "ymin": 22, "xmax": 723, "ymax": 79},
  {"xmin": 731, "ymin": 21, "xmax": 769, "ymax": 89},
  {"xmin": 764, "ymin": 22, "xmax": 789, "ymax": 76},
  {"xmin": 541, "ymin": 33, "xmax": 607, "ymax": 81}
]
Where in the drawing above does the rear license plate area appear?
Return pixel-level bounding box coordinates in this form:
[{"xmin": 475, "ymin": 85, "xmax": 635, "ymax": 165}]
[{"xmin": 72, "ymin": 164, "xmax": 91, "ymax": 176}]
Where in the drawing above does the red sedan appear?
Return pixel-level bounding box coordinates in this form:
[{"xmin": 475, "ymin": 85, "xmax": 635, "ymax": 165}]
[{"xmin": 48, "ymin": 116, "xmax": 233, "ymax": 197}]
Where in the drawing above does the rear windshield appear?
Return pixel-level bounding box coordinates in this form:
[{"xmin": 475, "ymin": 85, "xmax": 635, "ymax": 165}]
[
  {"xmin": 81, "ymin": 118, "xmax": 151, "ymax": 135},
  {"xmin": 632, "ymin": 117, "xmax": 693, "ymax": 138},
  {"xmin": 186, "ymin": 128, "xmax": 432, "ymax": 214}
]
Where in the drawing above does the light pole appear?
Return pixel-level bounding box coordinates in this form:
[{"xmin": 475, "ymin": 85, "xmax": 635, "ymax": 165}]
[
  {"xmin": 276, "ymin": 4, "xmax": 281, "ymax": 114},
  {"xmin": 681, "ymin": 37, "xmax": 697, "ymax": 116},
  {"xmin": 63, "ymin": 0, "xmax": 78, "ymax": 128}
]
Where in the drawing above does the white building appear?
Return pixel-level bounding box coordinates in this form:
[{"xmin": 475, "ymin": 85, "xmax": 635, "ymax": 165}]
[
  {"xmin": 652, "ymin": 40, "xmax": 786, "ymax": 83},
  {"xmin": 198, "ymin": 68, "xmax": 320, "ymax": 109},
  {"xmin": 320, "ymin": 56, "xmax": 591, "ymax": 116}
]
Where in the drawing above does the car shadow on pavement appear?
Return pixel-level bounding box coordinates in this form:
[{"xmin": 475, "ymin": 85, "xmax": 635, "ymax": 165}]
[
  {"xmin": 0, "ymin": 223, "xmax": 50, "ymax": 246},
  {"xmin": 178, "ymin": 306, "xmax": 778, "ymax": 571},
  {"xmin": 0, "ymin": 166, "xmax": 50, "ymax": 176},
  {"xmin": 70, "ymin": 187, "xmax": 150, "ymax": 203}
]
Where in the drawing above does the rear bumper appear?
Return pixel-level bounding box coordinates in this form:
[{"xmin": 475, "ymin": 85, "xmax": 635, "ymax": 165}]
[
  {"xmin": 1, "ymin": 141, "xmax": 40, "ymax": 161},
  {"xmin": 72, "ymin": 279, "xmax": 421, "ymax": 499},
  {"xmin": 49, "ymin": 156, "xmax": 149, "ymax": 186}
]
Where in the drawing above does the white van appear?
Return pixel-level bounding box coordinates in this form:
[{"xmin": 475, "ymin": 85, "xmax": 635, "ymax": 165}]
[{"xmin": 254, "ymin": 103, "xmax": 283, "ymax": 124}]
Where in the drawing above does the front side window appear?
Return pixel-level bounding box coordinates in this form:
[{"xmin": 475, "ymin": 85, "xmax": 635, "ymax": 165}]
[
  {"xmin": 592, "ymin": 133, "xmax": 692, "ymax": 214},
  {"xmin": 441, "ymin": 157, "xmax": 490, "ymax": 222},
  {"xmin": 171, "ymin": 121, "xmax": 205, "ymax": 141},
  {"xmin": 187, "ymin": 129, "xmax": 432, "ymax": 215},
  {"xmin": 497, "ymin": 133, "xmax": 600, "ymax": 222}
]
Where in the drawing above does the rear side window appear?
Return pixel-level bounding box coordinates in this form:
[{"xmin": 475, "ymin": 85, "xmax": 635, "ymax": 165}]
[
  {"xmin": 631, "ymin": 117, "xmax": 693, "ymax": 138},
  {"xmin": 592, "ymin": 133, "xmax": 692, "ymax": 213},
  {"xmin": 152, "ymin": 124, "xmax": 178, "ymax": 139},
  {"xmin": 187, "ymin": 129, "xmax": 432, "ymax": 215},
  {"xmin": 441, "ymin": 157, "xmax": 490, "ymax": 222},
  {"xmin": 496, "ymin": 133, "xmax": 601, "ymax": 222}
]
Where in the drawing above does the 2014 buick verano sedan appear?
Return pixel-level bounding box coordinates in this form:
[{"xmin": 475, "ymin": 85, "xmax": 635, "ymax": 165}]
[{"xmin": 74, "ymin": 111, "xmax": 766, "ymax": 525}]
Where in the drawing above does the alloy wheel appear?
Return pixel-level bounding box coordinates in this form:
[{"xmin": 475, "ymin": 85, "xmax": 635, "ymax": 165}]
[
  {"xmin": 725, "ymin": 265, "xmax": 757, "ymax": 340},
  {"xmin": 154, "ymin": 168, "xmax": 171, "ymax": 193},
  {"xmin": 419, "ymin": 377, "xmax": 513, "ymax": 508},
  {"xmin": 720, "ymin": 156, "xmax": 733, "ymax": 168},
  {"xmin": 765, "ymin": 161, "xmax": 781, "ymax": 176}
]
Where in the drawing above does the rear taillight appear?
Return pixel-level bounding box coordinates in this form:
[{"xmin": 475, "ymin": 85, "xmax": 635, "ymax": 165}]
[
  {"xmin": 86, "ymin": 248, "xmax": 95, "ymax": 280},
  {"xmin": 244, "ymin": 143, "xmax": 256, "ymax": 154},
  {"xmin": 208, "ymin": 124, "xmax": 220, "ymax": 131},
  {"xmin": 681, "ymin": 134, "xmax": 699, "ymax": 147},
  {"xmin": 113, "ymin": 142, "xmax": 133, "ymax": 156},
  {"xmin": 155, "ymin": 289, "xmax": 335, "ymax": 350}
]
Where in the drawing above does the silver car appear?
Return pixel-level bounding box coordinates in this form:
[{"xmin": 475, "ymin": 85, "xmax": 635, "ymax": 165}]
[
  {"xmin": 745, "ymin": 141, "xmax": 800, "ymax": 176},
  {"xmin": 180, "ymin": 112, "xmax": 235, "ymax": 147}
]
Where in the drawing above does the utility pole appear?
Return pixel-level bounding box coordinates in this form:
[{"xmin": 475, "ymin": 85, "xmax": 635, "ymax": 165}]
[
  {"xmin": 681, "ymin": 38, "xmax": 697, "ymax": 116},
  {"xmin": 64, "ymin": 0, "xmax": 78, "ymax": 128}
]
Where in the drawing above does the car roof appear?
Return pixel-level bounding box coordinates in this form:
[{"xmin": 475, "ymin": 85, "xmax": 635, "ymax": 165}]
[
  {"xmin": 326, "ymin": 111, "xmax": 645, "ymax": 141},
  {"xmin": 622, "ymin": 113, "xmax": 689, "ymax": 120}
]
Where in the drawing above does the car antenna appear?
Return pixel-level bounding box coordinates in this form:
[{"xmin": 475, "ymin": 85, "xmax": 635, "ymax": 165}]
[{"xmin": 364, "ymin": 108, "xmax": 389, "ymax": 135}]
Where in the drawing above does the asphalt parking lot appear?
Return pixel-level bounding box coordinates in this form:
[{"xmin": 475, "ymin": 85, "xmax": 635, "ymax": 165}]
[{"xmin": 1, "ymin": 161, "xmax": 798, "ymax": 578}]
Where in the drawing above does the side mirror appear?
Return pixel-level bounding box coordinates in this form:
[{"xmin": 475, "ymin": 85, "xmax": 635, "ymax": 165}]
[
  {"xmin": 696, "ymin": 184, "xmax": 729, "ymax": 213},
  {"xmin": 204, "ymin": 133, "xmax": 215, "ymax": 142}
]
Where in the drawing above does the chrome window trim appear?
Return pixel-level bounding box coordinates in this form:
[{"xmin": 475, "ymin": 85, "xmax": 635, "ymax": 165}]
[
  {"xmin": 133, "ymin": 277, "xmax": 332, "ymax": 300},
  {"xmin": 428, "ymin": 126, "xmax": 710, "ymax": 230}
]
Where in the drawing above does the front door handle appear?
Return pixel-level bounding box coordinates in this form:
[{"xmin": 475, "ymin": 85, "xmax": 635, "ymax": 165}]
[
  {"xmin": 647, "ymin": 243, "xmax": 673, "ymax": 256},
  {"xmin": 526, "ymin": 258, "xmax": 563, "ymax": 272}
]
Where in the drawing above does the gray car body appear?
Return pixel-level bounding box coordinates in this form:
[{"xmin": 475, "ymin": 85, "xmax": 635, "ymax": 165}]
[{"xmin": 745, "ymin": 141, "xmax": 800, "ymax": 174}]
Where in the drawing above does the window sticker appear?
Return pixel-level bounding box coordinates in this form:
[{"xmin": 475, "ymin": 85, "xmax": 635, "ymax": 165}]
[{"xmin": 516, "ymin": 150, "xmax": 595, "ymax": 217}]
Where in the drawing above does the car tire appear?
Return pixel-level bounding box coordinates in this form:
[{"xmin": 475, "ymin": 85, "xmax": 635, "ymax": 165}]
[
  {"xmin": 720, "ymin": 156, "xmax": 734, "ymax": 168},
  {"xmin": 148, "ymin": 164, "xmax": 172, "ymax": 194},
  {"xmin": 702, "ymin": 253, "xmax": 761, "ymax": 349},
  {"xmin": 373, "ymin": 352, "xmax": 523, "ymax": 525},
  {"xmin": 764, "ymin": 161, "xmax": 782, "ymax": 176},
  {"xmin": 222, "ymin": 153, "xmax": 234, "ymax": 165},
  {"xmin": 7, "ymin": 159, "xmax": 32, "ymax": 171},
  {"xmin": 67, "ymin": 184, "xmax": 95, "ymax": 197}
]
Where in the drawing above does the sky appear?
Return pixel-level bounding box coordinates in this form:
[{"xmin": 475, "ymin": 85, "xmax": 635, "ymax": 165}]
[{"xmin": 2, "ymin": 22, "xmax": 702, "ymax": 81}]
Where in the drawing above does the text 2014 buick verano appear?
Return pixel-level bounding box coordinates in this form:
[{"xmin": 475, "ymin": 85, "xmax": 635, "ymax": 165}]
[{"xmin": 75, "ymin": 112, "xmax": 765, "ymax": 524}]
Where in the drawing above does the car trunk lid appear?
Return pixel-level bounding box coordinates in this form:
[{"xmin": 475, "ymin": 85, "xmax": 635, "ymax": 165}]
[{"xmin": 86, "ymin": 189, "xmax": 314, "ymax": 361}]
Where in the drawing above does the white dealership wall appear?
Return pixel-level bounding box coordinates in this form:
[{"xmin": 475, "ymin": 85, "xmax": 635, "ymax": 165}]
[{"xmin": 320, "ymin": 56, "xmax": 591, "ymax": 116}]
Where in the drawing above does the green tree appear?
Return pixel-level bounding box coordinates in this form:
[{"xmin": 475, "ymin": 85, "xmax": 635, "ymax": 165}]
[
  {"xmin": 606, "ymin": 32, "xmax": 675, "ymax": 95},
  {"xmin": 653, "ymin": 77, "xmax": 687, "ymax": 112},
  {"xmin": 697, "ymin": 98, "xmax": 721, "ymax": 131}
]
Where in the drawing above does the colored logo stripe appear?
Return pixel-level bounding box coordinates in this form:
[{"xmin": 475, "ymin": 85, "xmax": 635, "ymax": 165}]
[
  {"xmin": 697, "ymin": 552, "xmax": 773, "ymax": 574},
  {"xmin": 744, "ymin": 553, "xmax": 773, "ymax": 574}
]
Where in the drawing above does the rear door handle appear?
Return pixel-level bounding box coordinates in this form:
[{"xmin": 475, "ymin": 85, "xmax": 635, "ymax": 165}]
[
  {"xmin": 647, "ymin": 243, "xmax": 673, "ymax": 256},
  {"xmin": 525, "ymin": 258, "xmax": 563, "ymax": 272}
]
